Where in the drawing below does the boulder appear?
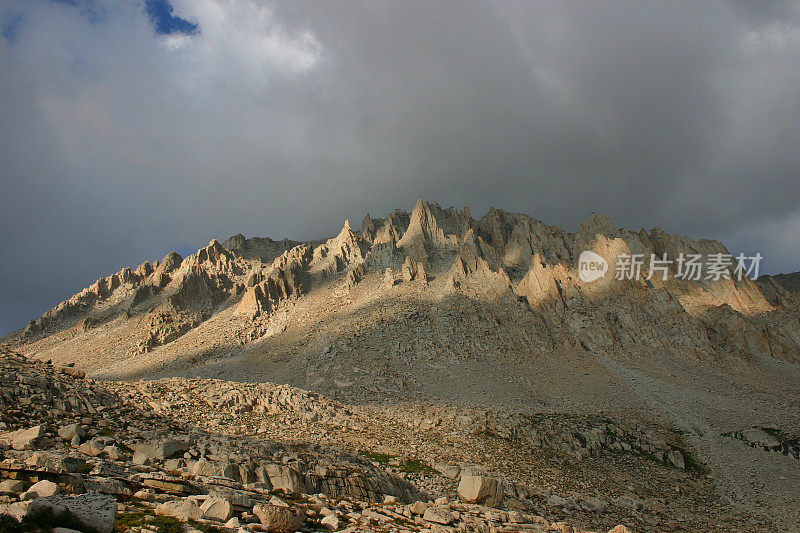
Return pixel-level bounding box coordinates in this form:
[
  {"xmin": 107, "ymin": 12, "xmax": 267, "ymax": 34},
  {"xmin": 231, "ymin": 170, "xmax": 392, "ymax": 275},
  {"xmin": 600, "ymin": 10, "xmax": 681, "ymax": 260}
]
[
  {"xmin": 141, "ymin": 476, "xmax": 193, "ymax": 495},
  {"xmin": 0, "ymin": 479, "xmax": 26, "ymax": 495},
  {"xmin": 78, "ymin": 439, "xmax": 106, "ymax": 457},
  {"xmin": 270, "ymin": 495, "xmax": 290, "ymax": 507},
  {"xmin": 432, "ymin": 462, "xmax": 460, "ymax": 480},
  {"xmin": 134, "ymin": 438, "xmax": 190, "ymax": 461},
  {"xmin": 26, "ymin": 491, "xmax": 116, "ymax": 533},
  {"xmin": 738, "ymin": 428, "xmax": 781, "ymax": 448},
  {"xmin": 9, "ymin": 425, "xmax": 44, "ymax": 450},
  {"xmin": 458, "ymin": 475, "xmax": 504, "ymax": 508},
  {"xmin": 546, "ymin": 494, "xmax": 570, "ymax": 507},
  {"xmin": 57, "ymin": 424, "xmax": 85, "ymax": 442},
  {"xmin": 155, "ymin": 498, "xmax": 203, "ymax": 521},
  {"xmin": 383, "ymin": 267, "xmax": 397, "ymax": 287},
  {"xmin": 104, "ymin": 445, "xmax": 124, "ymax": 460},
  {"xmin": 83, "ymin": 477, "xmax": 132, "ymax": 497},
  {"xmin": 191, "ymin": 459, "xmax": 240, "ymax": 482},
  {"xmin": 134, "ymin": 490, "xmax": 157, "ymax": 502},
  {"xmin": 132, "ymin": 450, "xmax": 152, "ymax": 465},
  {"xmin": 401, "ymin": 256, "xmax": 427, "ymax": 282},
  {"xmin": 666, "ymin": 449, "xmax": 685, "ymax": 470},
  {"xmin": 616, "ymin": 495, "xmax": 644, "ymax": 511},
  {"xmin": 24, "ymin": 480, "xmax": 60, "ymax": 498},
  {"xmin": 408, "ymin": 501, "xmax": 428, "ymax": 515},
  {"xmin": 422, "ymin": 506, "xmax": 456, "ymax": 525},
  {"xmin": 59, "ymin": 366, "xmax": 86, "ymax": 379},
  {"xmin": 191, "ymin": 458, "xmax": 217, "ymax": 477},
  {"xmin": 551, "ymin": 522, "xmax": 578, "ymax": 533},
  {"xmin": 24, "ymin": 452, "xmax": 84, "ymax": 474},
  {"xmin": 320, "ymin": 514, "xmax": 339, "ymax": 530},
  {"xmin": 200, "ymin": 495, "xmax": 233, "ymax": 522},
  {"xmin": 0, "ymin": 501, "xmax": 30, "ymax": 520},
  {"xmin": 253, "ymin": 503, "xmax": 305, "ymax": 533}
]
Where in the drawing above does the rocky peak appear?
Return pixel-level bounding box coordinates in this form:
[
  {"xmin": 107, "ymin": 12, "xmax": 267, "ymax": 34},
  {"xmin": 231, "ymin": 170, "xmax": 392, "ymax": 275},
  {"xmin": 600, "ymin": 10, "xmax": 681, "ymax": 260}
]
[
  {"xmin": 183, "ymin": 239, "xmax": 241, "ymax": 276},
  {"xmin": 397, "ymin": 200, "xmax": 460, "ymax": 261},
  {"xmin": 448, "ymin": 229, "xmax": 511, "ymax": 296},
  {"xmin": 475, "ymin": 207, "xmax": 535, "ymax": 251},
  {"xmin": 134, "ymin": 261, "xmax": 153, "ymax": 278},
  {"xmin": 224, "ymin": 234, "xmax": 305, "ymax": 263},
  {"xmin": 225, "ymin": 233, "xmax": 247, "ymax": 250},
  {"xmin": 359, "ymin": 214, "xmax": 377, "ymax": 242},
  {"xmin": 577, "ymin": 212, "xmax": 617, "ymax": 239},
  {"xmin": 157, "ymin": 251, "xmax": 183, "ymax": 274},
  {"xmin": 310, "ymin": 220, "xmax": 366, "ymax": 276}
]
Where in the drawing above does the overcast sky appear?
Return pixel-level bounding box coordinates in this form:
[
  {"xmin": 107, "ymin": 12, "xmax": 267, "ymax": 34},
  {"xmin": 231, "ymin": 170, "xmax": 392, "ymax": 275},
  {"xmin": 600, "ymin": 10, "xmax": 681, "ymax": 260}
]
[{"xmin": 1, "ymin": 0, "xmax": 799, "ymax": 334}]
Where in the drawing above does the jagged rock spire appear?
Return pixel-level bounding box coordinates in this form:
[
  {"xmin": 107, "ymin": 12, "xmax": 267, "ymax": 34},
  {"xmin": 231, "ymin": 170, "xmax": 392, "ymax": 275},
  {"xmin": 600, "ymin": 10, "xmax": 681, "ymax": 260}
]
[{"xmin": 396, "ymin": 199, "xmax": 459, "ymax": 261}]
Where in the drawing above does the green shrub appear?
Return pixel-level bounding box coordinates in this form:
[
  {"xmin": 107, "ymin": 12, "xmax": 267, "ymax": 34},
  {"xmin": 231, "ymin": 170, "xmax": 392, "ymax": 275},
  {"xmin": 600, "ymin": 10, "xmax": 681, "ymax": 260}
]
[
  {"xmin": 150, "ymin": 516, "xmax": 184, "ymax": 533},
  {"xmin": 360, "ymin": 450, "xmax": 395, "ymax": 464},
  {"xmin": 114, "ymin": 511, "xmax": 149, "ymax": 531},
  {"xmin": 77, "ymin": 461, "xmax": 95, "ymax": 474},
  {"xmin": 401, "ymin": 459, "xmax": 438, "ymax": 475}
]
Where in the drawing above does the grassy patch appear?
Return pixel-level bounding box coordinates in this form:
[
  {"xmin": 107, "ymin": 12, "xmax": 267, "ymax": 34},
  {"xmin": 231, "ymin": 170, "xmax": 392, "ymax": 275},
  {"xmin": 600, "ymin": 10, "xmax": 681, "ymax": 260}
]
[
  {"xmin": 359, "ymin": 450, "xmax": 439, "ymax": 475},
  {"xmin": 77, "ymin": 461, "xmax": 95, "ymax": 474},
  {"xmin": 667, "ymin": 445, "xmax": 707, "ymax": 475},
  {"xmin": 114, "ymin": 511, "xmax": 149, "ymax": 531},
  {"xmin": 360, "ymin": 450, "xmax": 396, "ymax": 464},
  {"xmin": 759, "ymin": 427, "xmax": 792, "ymax": 442},
  {"xmin": 150, "ymin": 516, "xmax": 185, "ymax": 533},
  {"xmin": 115, "ymin": 512, "xmax": 187, "ymax": 533},
  {"xmin": 401, "ymin": 459, "xmax": 439, "ymax": 475}
]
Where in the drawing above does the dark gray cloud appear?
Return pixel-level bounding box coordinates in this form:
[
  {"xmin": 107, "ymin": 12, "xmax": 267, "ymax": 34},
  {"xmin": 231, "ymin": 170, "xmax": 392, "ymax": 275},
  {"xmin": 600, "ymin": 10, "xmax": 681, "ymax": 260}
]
[{"xmin": 1, "ymin": 0, "xmax": 799, "ymax": 334}]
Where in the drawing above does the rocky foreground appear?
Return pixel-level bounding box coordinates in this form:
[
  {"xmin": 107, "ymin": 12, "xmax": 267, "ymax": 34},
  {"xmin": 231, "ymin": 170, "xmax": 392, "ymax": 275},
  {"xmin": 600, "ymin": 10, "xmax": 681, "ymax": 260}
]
[
  {"xmin": 4, "ymin": 346, "xmax": 796, "ymax": 532},
  {"xmin": 0, "ymin": 348, "xmax": 648, "ymax": 533}
]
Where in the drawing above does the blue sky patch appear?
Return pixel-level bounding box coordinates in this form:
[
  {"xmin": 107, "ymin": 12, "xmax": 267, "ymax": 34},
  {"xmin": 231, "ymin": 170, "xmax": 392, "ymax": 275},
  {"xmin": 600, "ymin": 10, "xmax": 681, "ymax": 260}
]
[
  {"xmin": 4, "ymin": 2, "xmax": 197, "ymax": 43},
  {"xmin": 145, "ymin": 0, "xmax": 198, "ymax": 35}
]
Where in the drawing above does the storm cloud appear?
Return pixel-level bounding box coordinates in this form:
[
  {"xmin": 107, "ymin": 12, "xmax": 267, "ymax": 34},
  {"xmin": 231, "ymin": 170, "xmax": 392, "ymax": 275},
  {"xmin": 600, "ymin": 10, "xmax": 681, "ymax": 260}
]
[{"xmin": 1, "ymin": 0, "xmax": 799, "ymax": 333}]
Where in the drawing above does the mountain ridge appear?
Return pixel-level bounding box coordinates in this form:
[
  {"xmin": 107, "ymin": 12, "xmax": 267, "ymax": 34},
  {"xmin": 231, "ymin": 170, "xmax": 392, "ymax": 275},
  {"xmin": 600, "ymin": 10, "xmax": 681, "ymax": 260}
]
[{"xmin": 6, "ymin": 199, "xmax": 798, "ymax": 373}]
